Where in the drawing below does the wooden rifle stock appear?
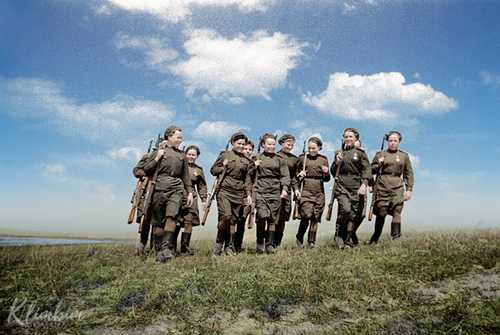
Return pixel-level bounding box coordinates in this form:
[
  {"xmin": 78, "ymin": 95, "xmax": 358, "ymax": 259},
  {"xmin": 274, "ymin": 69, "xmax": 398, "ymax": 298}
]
[
  {"xmin": 292, "ymin": 148, "xmax": 308, "ymax": 220},
  {"xmin": 201, "ymin": 168, "xmax": 227, "ymax": 226}
]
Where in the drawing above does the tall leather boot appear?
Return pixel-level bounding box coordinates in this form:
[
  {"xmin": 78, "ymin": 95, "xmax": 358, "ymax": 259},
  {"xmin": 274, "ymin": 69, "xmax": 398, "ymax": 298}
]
[
  {"xmin": 212, "ymin": 229, "xmax": 225, "ymax": 256},
  {"xmin": 391, "ymin": 221, "xmax": 401, "ymax": 240},
  {"xmin": 156, "ymin": 231, "xmax": 175, "ymax": 262},
  {"xmin": 173, "ymin": 225, "xmax": 181, "ymax": 255},
  {"xmin": 180, "ymin": 232, "xmax": 194, "ymax": 255},
  {"xmin": 256, "ymin": 221, "xmax": 266, "ymax": 254},
  {"xmin": 265, "ymin": 230, "xmax": 276, "ymax": 254},
  {"xmin": 369, "ymin": 216, "xmax": 385, "ymax": 244},
  {"xmin": 296, "ymin": 219, "xmax": 308, "ymax": 247},
  {"xmin": 307, "ymin": 229, "xmax": 317, "ymax": 248}
]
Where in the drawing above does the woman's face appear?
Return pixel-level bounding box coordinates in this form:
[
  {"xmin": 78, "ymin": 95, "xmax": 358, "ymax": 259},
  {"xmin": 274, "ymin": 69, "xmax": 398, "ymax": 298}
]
[
  {"xmin": 308, "ymin": 141, "xmax": 320, "ymax": 156},
  {"xmin": 185, "ymin": 149, "xmax": 198, "ymax": 163},
  {"xmin": 263, "ymin": 138, "xmax": 276, "ymax": 153},
  {"xmin": 281, "ymin": 139, "xmax": 295, "ymax": 153},
  {"xmin": 388, "ymin": 134, "xmax": 400, "ymax": 151},
  {"xmin": 343, "ymin": 131, "xmax": 356, "ymax": 147},
  {"xmin": 167, "ymin": 130, "xmax": 183, "ymax": 148},
  {"xmin": 243, "ymin": 144, "xmax": 253, "ymax": 158},
  {"xmin": 232, "ymin": 138, "xmax": 246, "ymax": 153}
]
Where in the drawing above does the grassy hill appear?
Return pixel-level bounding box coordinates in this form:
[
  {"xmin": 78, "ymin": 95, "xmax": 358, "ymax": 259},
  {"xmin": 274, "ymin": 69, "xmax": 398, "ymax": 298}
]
[{"xmin": 1, "ymin": 231, "xmax": 499, "ymax": 334}]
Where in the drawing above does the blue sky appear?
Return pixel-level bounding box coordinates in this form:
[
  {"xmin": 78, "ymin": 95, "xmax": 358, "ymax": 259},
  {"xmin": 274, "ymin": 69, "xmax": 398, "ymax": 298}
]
[{"xmin": 0, "ymin": 0, "xmax": 499, "ymax": 236}]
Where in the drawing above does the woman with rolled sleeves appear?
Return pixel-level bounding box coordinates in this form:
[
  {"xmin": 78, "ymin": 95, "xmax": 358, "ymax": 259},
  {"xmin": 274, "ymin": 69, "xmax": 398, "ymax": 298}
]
[
  {"xmin": 210, "ymin": 132, "xmax": 253, "ymax": 256},
  {"xmin": 253, "ymin": 134, "xmax": 290, "ymax": 254},
  {"xmin": 330, "ymin": 128, "xmax": 372, "ymax": 249},
  {"xmin": 177, "ymin": 145, "xmax": 208, "ymax": 255},
  {"xmin": 295, "ymin": 137, "xmax": 330, "ymax": 248},
  {"xmin": 369, "ymin": 131, "xmax": 414, "ymax": 244}
]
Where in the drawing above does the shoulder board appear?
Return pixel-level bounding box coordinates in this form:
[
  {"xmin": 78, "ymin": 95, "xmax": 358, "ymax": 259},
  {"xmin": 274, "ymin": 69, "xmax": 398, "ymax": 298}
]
[
  {"xmin": 194, "ymin": 163, "xmax": 204, "ymax": 170},
  {"xmin": 355, "ymin": 147, "xmax": 366, "ymax": 153},
  {"xmin": 398, "ymin": 149, "xmax": 408, "ymax": 154},
  {"xmin": 317, "ymin": 153, "xmax": 327, "ymax": 159}
]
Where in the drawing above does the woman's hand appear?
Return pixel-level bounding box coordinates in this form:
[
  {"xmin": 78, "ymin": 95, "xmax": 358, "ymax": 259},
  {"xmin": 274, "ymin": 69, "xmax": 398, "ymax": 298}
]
[
  {"xmin": 280, "ymin": 190, "xmax": 288, "ymax": 199},
  {"xmin": 404, "ymin": 190, "xmax": 412, "ymax": 201}
]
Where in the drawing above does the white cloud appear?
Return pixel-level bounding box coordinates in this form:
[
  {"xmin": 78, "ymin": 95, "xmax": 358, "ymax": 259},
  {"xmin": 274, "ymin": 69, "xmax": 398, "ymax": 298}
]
[
  {"xmin": 42, "ymin": 163, "xmax": 67, "ymax": 180},
  {"xmin": 192, "ymin": 120, "xmax": 249, "ymax": 141},
  {"xmin": 107, "ymin": 146, "xmax": 144, "ymax": 161},
  {"xmin": 480, "ymin": 71, "xmax": 500, "ymax": 88},
  {"xmin": 114, "ymin": 32, "xmax": 178, "ymax": 72},
  {"xmin": 0, "ymin": 77, "xmax": 175, "ymax": 144},
  {"xmin": 170, "ymin": 29, "xmax": 308, "ymax": 102},
  {"xmin": 99, "ymin": 0, "xmax": 275, "ymax": 23},
  {"xmin": 303, "ymin": 72, "xmax": 458, "ymax": 122}
]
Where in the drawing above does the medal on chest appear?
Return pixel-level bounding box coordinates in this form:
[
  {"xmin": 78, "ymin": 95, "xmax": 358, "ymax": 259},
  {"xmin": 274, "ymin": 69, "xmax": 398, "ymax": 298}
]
[
  {"xmin": 395, "ymin": 155, "xmax": 400, "ymax": 163},
  {"xmin": 353, "ymin": 152, "xmax": 359, "ymax": 161}
]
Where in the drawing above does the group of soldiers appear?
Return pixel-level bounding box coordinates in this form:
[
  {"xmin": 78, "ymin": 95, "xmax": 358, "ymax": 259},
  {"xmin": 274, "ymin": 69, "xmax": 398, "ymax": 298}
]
[{"xmin": 128, "ymin": 125, "xmax": 414, "ymax": 263}]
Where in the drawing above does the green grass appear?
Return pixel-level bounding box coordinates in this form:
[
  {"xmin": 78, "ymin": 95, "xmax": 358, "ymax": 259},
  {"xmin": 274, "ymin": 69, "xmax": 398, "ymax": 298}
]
[{"xmin": 1, "ymin": 231, "xmax": 499, "ymax": 334}]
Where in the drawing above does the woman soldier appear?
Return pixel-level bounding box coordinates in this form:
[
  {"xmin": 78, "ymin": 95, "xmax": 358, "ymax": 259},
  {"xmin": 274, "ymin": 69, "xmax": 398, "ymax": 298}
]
[
  {"xmin": 275, "ymin": 134, "xmax": 298, "ymax": 248},
  {"xmin": 369, "ymin": 131, "xmax": 414, "ymax": 244},
  {"xmin": 210, "ymin": 132, "xmax": 253, "ymax": 256},
  {"xmin": 331, "ymin": 128, "xmax": 371, "ymax": 249},
  {"xmin": 295, "ymin": 137, "xmax": 330, "ymax": 248},
  {"xmin": 141, "ymin": 125, "xmax": 193, "ymax": 262},
  {"xmin": 253, "ymin": 134, "xmax": 290, "ymax": 254},
  {"xmin": 234, "ymin": 140, "xmax": 256, "ymax": 252},
  {"xmin": 176, "ymin": 145, "xmax": 208, "ymax": 255}
]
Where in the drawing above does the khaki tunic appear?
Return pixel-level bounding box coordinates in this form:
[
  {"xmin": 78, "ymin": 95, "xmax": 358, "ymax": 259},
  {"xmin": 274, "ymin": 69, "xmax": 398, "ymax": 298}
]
[
  {"xmin": 253, "ymin": 152, "xmax": 291, "ymax": 222},
  {"xmin": 277, "ymin": 150, "xmax": 299, "ymax": 220},
  {"xmin": 142, "ymin": 146, "xmax": 192, "ymax": 220},
  {"xmin": 331, "ymin": 147, "xmax": 372, "ymax": 222},
  {"xmin": 180, "ymin": 163, "xmax": 208, "ymax": 226},
  {"xmin": 372, "ymin": 149, "xmax": 414, "ymax": 217},
  {"xmin": 210, "ymin": 150, "xmax": 252, "ymax": 225},
  {"xmin": 297, "ymin": 153, "xmax": 331, "ymax": 221}
]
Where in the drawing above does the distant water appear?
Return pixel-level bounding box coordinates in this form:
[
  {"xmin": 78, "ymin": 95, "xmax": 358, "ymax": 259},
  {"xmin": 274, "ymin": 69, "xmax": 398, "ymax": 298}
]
[{"xmin": 0, "ymin": 236, "xmax": 116, "ymax": 246}]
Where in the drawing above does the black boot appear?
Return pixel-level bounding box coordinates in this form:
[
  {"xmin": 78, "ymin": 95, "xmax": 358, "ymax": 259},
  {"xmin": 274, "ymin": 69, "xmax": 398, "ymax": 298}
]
[
  {"xmin": 153, "ymin": 233, "xmax": 163, "ymax": 254},
  {"xmin": 212, "ymin": 230, "xmax": 225, "ymax": 256},
  {"xmin": 156, "ymin": 231, "xmax": 175, "ymax": 263},
  {"xmin": 180, "ymin": 232, "xmax": 194, "ymax": 255},
  {"xmin": 256, "ymin": 222, "xmax": 266, "ymax": 254},
  {"xmin": 274, "ymin": 231, "xmax": 283, "ymax": 248},
  {"xmin": 265, "ymin": 230, "xmax": 276, "ymax": 254},
  {"xmin": 307, "ymin": 229, "xmax": 317, "ymax": 248},
  {"xmin": 391, "ymin": 222, "xmax": 401, "ymax": 240},
  {"xmin": 296, "ymin": 219, "xmax": 308, "ymax": 247},
  {"xmin": 369, "ymin": 216, "xmax": 385, "ymax": 244}
]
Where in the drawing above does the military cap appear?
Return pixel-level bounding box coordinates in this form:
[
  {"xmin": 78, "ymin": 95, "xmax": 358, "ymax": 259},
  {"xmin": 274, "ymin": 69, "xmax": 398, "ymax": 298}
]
[{"xmin": 230, "ymin": 131, "xmax": 248, "ymax": 143}]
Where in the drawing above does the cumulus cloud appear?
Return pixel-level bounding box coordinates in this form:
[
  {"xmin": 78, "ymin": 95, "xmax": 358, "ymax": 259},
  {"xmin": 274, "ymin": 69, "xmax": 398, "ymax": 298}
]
[
  {"xmin": 192, "ymin": 120, "xmax": 249, "ymax": 141},
  {"xmin": 169, "ymin": 29, "xmax": 307, "ymax": 102},
  {"xmin": 107, "ymin": 146, "xmax": 144, "ymax": 161},
  {"xmin": 99, "ymin": 0, "xmax": 275, "ymax": 23},
  {"xmin": 114, "ymin": 32, "xmax": 178, "ymax": 72},
  {"xmin": 303, "ymin": 72, "xmax": 458, "ymax": 122},
  {"xmin": 480, "ymin": 71, "xmax": 500, "ymax": 88},
  {"xmin": 42, "ymin": 163, "xmax": 67, "ymax": 180},
  {"xmin": 0, "ymin": 77, "xmax": 175, "ymax": 144}
]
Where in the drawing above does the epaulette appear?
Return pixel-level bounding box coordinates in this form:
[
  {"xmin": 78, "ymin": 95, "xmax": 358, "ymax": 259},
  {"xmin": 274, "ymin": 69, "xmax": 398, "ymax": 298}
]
[
  {"xmin": 355, "ymin": 147, "xmax": 366, "ymax": 153},
  {"xmin": 194, "ymin": 163, "xmax": 204, "ymax": 170},
  {"xmin": 317, "ymin": 153, "xmax": 327, "ymax": 159}
]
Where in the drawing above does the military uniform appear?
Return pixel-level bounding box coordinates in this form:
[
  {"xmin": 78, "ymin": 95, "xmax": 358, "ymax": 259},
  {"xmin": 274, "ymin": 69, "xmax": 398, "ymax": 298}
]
[
  {"xmin": 142, "ymin": 146, "xmax": 192, "ymax": 260},
  {"xmin": 211, "ymin": 149, "xmax": 252, "ymax": 254},
  {"xmin": 330, "ymin": 146, "xmax": 371, "ymax": 246},
  {"xmin": 177, "ymin": 162, "xmax": 208, "ymax": 254},
  {"xmin": 275, "ymin": 150, "xmax": 298, "ymax": 247},
  {"xmin": 296, "ymin": 153, "xmax": 330, "ymax": 247},
  {"xmin": 132, "ymin": 154, "xmax": 152, "ymax": 254},
  {"xmin": 235, "ymin": 155, "xmax": 256, "ymax": 252},
  {"xmin": 369, "ymin": 149, "xmax": 414, "ymax": 243},
  {"xmin": 253, "ymin": 152, "xmax": 291, "ymax": 253}
]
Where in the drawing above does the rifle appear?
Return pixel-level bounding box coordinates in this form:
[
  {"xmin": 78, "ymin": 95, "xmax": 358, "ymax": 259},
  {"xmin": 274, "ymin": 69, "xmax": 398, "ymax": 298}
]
[
  {"xmin": 200, "ymin": 141, "xmax": 231, "ymax": 226},
  {"xmin": 245, "ymin": 144, "xmax": 262, "ymax": 229},
  {"xmin": 292, "ymin": 140, "xmax": 308, "ymax": 220},
  {"xmin": 139, "ymin": 134, "xmax": 163, "ymax": 229},
  {"xmin": 127, "ymin": 139, "xmax": 154, "ymax": 224},
  {"xmin": 368, "ymin": 134, "xmax": 387, "ymax": 221},
  {"xmin": 326, "ymin": 141, "xmax": 344, "ymax": 221}
]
